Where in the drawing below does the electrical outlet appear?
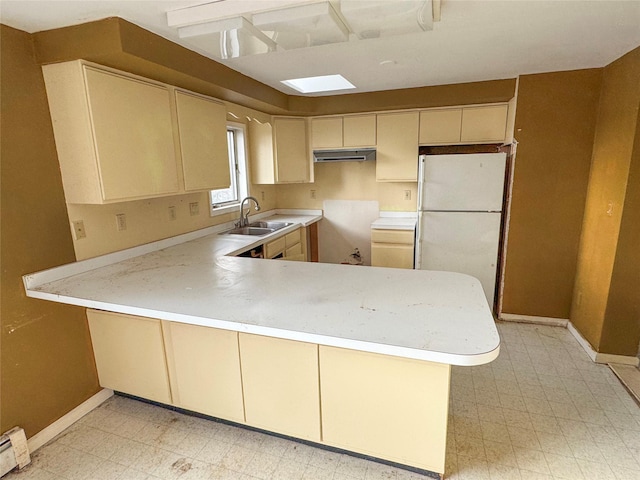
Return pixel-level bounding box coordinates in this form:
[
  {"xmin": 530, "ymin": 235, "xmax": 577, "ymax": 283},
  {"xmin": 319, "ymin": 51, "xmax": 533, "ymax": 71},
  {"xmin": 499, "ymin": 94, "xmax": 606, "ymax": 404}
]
[
  {"xmin": 310, "ymin": 189, "xmax": 316, "ymax": 199},
  {"xmin": 168, "ymin": 206, "xmax": 177, "ymax": 221},
  {"xmin": 72, "ymin": 220, "xmax": 86, "ymax": 240},
  {"xmin": 189, "ymin": 202, "xmax": 199, "ymax": 216},
  {"xmin": 115, "ymin": 213, "xmax": 127, "ymax": 231},
  {"xmin": 404, "ymin": 190, "xmax": 411, "ymax": 201},
  {"xmin": 261, "ymin": 191, "xmax": 265, "ymax": 201}
]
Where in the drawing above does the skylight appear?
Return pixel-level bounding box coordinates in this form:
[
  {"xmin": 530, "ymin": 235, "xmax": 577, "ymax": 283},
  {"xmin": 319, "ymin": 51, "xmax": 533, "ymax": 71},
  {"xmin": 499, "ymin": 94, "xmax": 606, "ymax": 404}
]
[{"xmin": 281, "ymin": 74, "xmax": 356, "ymax": 94}]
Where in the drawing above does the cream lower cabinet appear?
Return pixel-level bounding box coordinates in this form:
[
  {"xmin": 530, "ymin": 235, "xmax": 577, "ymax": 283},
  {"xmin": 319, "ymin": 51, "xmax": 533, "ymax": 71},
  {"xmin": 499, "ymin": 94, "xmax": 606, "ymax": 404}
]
[
  {"xmin": 319, "ymin": 346, "xmax": 450, "ymax": 474},
  {"xmin": 162, "ymin": 322, "xmax": 244, "ymax": 422},
  {"xmin": 239, "ymin": 333, "xmax": 321, "ymax": 441},
  {"xmin": 265, "ymin": 228, "xmax": 306, "ymax": 261},
  {"xmin": 371, "ymin": 229, "xmax": 415, "ymax": 269},
  {"xmin": 86, "ymin": 310, "xmax": 172, "ymax": 404}
]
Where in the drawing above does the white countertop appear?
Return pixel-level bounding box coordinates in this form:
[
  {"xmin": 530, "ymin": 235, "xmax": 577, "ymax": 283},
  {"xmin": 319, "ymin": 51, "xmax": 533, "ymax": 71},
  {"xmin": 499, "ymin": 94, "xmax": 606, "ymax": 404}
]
[
  {"xmin": 24, "ymin": 210, "xmax": 499, "ymax": 366},
  {"xmin": 371, "ymin": 212, "xmax": 417, "ymax": 230}
]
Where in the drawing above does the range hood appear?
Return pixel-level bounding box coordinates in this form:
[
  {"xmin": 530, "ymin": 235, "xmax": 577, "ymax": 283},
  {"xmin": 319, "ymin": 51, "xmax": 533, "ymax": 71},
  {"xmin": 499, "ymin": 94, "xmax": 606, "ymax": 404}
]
[{"xmin": 313, "ymin": 148, "xmax": 376, "ymax": 162}]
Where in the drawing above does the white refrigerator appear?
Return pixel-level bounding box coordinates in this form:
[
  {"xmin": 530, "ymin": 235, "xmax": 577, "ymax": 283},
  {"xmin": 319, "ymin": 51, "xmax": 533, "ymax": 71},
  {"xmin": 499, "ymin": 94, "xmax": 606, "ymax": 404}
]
[{"xmin": 415, "ymin": 153, "xmax": 507, "ymax": 307}]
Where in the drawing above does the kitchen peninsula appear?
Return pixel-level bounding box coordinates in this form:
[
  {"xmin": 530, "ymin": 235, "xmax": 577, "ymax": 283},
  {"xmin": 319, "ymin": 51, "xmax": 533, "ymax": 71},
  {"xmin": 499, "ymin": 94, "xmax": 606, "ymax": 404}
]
[{"xmin": 23, "ymin": 211, "xmax": 500, "ymax": 478}]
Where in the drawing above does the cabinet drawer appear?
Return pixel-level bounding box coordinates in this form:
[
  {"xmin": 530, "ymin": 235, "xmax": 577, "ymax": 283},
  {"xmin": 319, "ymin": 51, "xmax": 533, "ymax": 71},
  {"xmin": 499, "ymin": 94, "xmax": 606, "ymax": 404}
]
[
  {"xmin": 265, "ymin": 236, "xmax": 286, "ymax": 258},
  {"xmin": 285, "ymin": 229, "xmax": 301, "ymax": 247},
  {"xmin": 285, "ymin": 242, "xmax": 303, "ymax": 258},
  {"xmin": 371, "ymin": 229, "xmax": 415, "ymax": 245},
  {"xmin": 371, "ymin": 244, "xmax": 414, "ymax": 269}
]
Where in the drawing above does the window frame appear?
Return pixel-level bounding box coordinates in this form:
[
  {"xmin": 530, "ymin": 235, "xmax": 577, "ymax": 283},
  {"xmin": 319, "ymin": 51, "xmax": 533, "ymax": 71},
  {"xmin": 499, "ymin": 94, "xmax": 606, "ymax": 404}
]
[{"xmin": 209, "ymin": 122, "xmax": 249, "ymax": 217}]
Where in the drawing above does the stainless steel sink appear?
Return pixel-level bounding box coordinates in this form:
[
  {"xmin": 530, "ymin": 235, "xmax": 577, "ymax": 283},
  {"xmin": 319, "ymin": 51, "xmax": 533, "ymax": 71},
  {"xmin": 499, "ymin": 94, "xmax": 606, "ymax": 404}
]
[
  {"xmin": 221, "ymin": 221, "xmax": 293, "ymax": 236},
  {"xmin": 248, "ymin": 221, "xmax": 293, "ymax": 230},
  {"xmin": 223, "ymin": 226, "xmax": 275, "ymax": 236}
]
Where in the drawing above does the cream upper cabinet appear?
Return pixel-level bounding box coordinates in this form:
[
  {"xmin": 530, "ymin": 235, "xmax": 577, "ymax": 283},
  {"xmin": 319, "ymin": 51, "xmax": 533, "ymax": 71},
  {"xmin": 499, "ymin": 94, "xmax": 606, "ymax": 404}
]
[
  {"xmin": 86, "ymin": 310, "xmax": 172, "ymax": 404},
  {"xmin": 343, "ymin": 114, "xmax": 376, "ymax": 147},
  {"xmin": 461, "ymin": 104, "xmax": 509, "ymax": 143},
  {"xmin": 274, "ymin": 117, "xmax": 312, "ymax": 183},
  {"xmin": 311, "ymin": 114, "xmax": 376, "ymax": 149},
  {"xmin": 239, "ymin": 333, "xmax": 321, "ymax": 441},
  {"xmin": 419, "ymin": 109, "xmax": 462, "ymax": 145},
  {"xmin": 311, "ymin": 117, "xmax": 343, "ymax": 149},
  {"xmin": 371, "ymin": 229, "xmax": 415, "ymax": 269},
  {"xmin": 175, "ymin": 90, "xmax": 230, "ymax": 192},
  {"xmin": 43, "ymin": 62, "xmax": 180, "ymax": 204},
  {"xmin": 248, "ymin": 119, "xmax": 276, "ymax": 184},
  {"xmin": 376, "ymin": 111, "xmax": 419, "ymax": 182},
  {"xmin": 163, "ymin": 321, "xmax": 244, "ymax": 422},
  {"xmin": 419, "ymin": 104, "xmax": 509, "ymax": 145},
  {"xmin": 249, "ymin": 117, "xmax": 311, "ymax": 184}
]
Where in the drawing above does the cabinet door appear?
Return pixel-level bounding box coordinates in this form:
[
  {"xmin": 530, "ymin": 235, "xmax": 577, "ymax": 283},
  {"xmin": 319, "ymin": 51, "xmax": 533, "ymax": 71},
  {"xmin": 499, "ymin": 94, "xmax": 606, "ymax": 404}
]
[
  {"xmin": 163, "ymin": 322, "xmax": 244, "ymax": 422},
  {"xmin": 265, "ymin": 235, "xmax": 286, "ymax": 258},
  {"xmin": 311, "ymin": 117, "xmax": 343, "ymax": 149},
  {"xmin": 419, "ymin": 109, "xmax": 462, "ymax": 145},
  {"xmin": 376, "ymin": 112, "xmax": 419, "ymax": 182},
  {"xmin": 248, "ymin": 120, "xmax": 276, "ymax": 184},
  {"xmin": 343, "ymin": 114, "xmax": 376, "ymax": 147},
  {"xmin": 239, "ymin": 333, "xmax": 320, "ymax": 441},
  {"xmin": 86, "ymin": 310, "xmax": 172, "ymax": 404},
  {"xmin": 84, "ymin": 68, "xmax": 179, "ymax": 201},
  {"xmin": 273, "ymin": 117, "xmax": 311, "ymax": 183},
  {"xmin": 175, "ymin": 91, "xmax": 230, "ymax": 191},
  {"xmin": 461, "ymin": 105, "xmax": 508, "ymax": 143},
  {"xmin": 371, "ymin": 244, "xmax": 414, "ymax": 269},
  {"xmin": 320, "ymin": 346, "xmax": 450, "ymax": 473}
]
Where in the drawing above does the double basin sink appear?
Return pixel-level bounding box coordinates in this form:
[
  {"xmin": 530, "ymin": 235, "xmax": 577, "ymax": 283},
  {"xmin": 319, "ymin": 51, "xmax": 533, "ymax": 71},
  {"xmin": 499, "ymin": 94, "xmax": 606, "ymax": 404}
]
[{"xmin": 222, "ymin": 221, "xmax": 293, "ymax": 236}]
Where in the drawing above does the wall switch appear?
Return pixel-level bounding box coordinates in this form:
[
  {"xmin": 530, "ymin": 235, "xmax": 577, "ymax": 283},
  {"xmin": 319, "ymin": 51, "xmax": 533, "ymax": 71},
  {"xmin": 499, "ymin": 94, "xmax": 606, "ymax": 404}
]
[
  {"xmin": 72, "ymin": 220, "xmax": 86, "ymax": 240},
  {"xmin": 189, "ymin": 202, "xmax": 199, "ymax": 216},
  {"xmin": 404, "ymin": 190, "xmax": 411, "ymax": 200},
  {"xmin": 310, "ymin": 189, "xmax": 316, "ymax": 199},
  {"xmin": 115, "ymin": 213, "xmax": 127, "ymax": 231},
  {"xmin": 168, "ymin": 206, "xmax": 177, "ymax": 221}
]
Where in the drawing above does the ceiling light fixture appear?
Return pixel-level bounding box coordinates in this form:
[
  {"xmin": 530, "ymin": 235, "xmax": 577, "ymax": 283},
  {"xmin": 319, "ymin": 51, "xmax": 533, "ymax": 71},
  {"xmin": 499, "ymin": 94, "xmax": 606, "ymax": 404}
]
[
  {"xmin": 177, "ymin": 16, "xmax": 276, "ymax": 59},
  {"xmin": 281, "ymin": 74, "xmax": 356, "ymax": 94}
]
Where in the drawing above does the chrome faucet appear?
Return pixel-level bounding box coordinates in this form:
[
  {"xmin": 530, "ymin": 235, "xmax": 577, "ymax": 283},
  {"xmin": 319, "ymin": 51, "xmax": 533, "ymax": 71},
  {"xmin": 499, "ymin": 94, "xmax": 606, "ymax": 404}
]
[{"xmin": 238, "ymin": 196, "xmax": 261, "ymax": 227}]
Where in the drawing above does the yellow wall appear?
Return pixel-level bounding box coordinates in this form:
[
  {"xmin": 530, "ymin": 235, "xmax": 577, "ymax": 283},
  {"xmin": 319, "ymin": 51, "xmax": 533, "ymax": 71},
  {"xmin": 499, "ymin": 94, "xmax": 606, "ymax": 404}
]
[
  {"xmin": 502, "ymin": 70, "xmax": 602, "ymax": 319},
  {"xmin": 0, "ymin": 25, "xmax": 100, "ymax": 437},
  {"xmin": 276, "ymin": 161, "xmax": 417, "ymax": 211},
  {"xmin": 571, "ymin": 47, "xmax": 640, "ymax": 354}
]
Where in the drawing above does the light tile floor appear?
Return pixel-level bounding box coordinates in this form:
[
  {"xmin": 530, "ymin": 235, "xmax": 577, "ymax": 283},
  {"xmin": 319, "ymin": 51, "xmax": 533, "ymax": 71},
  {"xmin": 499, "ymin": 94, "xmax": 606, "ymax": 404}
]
[{"xmin": 6, "ymin": 322, "xmax": 640, "ymax": 480}]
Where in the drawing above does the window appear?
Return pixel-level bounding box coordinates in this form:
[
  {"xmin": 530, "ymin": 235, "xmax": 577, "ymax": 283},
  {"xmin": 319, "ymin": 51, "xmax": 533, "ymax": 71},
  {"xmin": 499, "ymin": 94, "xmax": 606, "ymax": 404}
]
[{"xmin": 210, "ymin": 123, "xmax": 249, "ymax": 214}]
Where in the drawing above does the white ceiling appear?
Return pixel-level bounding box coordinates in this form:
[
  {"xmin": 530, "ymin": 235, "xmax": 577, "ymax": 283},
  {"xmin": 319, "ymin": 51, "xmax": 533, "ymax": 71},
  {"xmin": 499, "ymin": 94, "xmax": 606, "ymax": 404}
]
[{"xmin": 1, "ymin": 0, "xmax": 639, "ymax": 96}]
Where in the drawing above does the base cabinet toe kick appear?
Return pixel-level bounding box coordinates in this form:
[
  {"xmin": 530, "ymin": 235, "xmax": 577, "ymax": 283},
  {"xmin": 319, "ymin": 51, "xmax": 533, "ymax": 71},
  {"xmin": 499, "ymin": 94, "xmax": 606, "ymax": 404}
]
[{"xmin": 87, "ymin": 309, "xmax": 451, "ymax": 476}]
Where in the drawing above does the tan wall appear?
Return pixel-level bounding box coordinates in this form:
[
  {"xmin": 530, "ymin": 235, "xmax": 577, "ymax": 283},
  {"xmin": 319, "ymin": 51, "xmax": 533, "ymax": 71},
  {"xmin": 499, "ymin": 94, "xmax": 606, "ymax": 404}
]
[
  {"xmin": 501, "ymin": 70, "xmax": 602, "ymax": 319},
  {"xmin": 0, "ymin": 25, "xmax": 100, "ymax": 437},
  {"xmin": 571, "ymin": 48, "xmax": 640, "ymax": 354},
  {"xmin": 600, "ymin": 110, "xmax": 640, "ymax": 355}
]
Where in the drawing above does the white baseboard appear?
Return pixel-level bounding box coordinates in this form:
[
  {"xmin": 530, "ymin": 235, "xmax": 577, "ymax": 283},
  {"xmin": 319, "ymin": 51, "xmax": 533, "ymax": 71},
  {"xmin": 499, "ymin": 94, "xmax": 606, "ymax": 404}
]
[
  {"xmin": 499, "ymin": 313, "xmax": 568, "ymax": 327},
  {"xmin": 567, "ymin": 322, "xmax": 640, "ymax": 366},
  {"xmin": 27, "ymin": 388, "xmax": 113, "ymax": 453}
]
